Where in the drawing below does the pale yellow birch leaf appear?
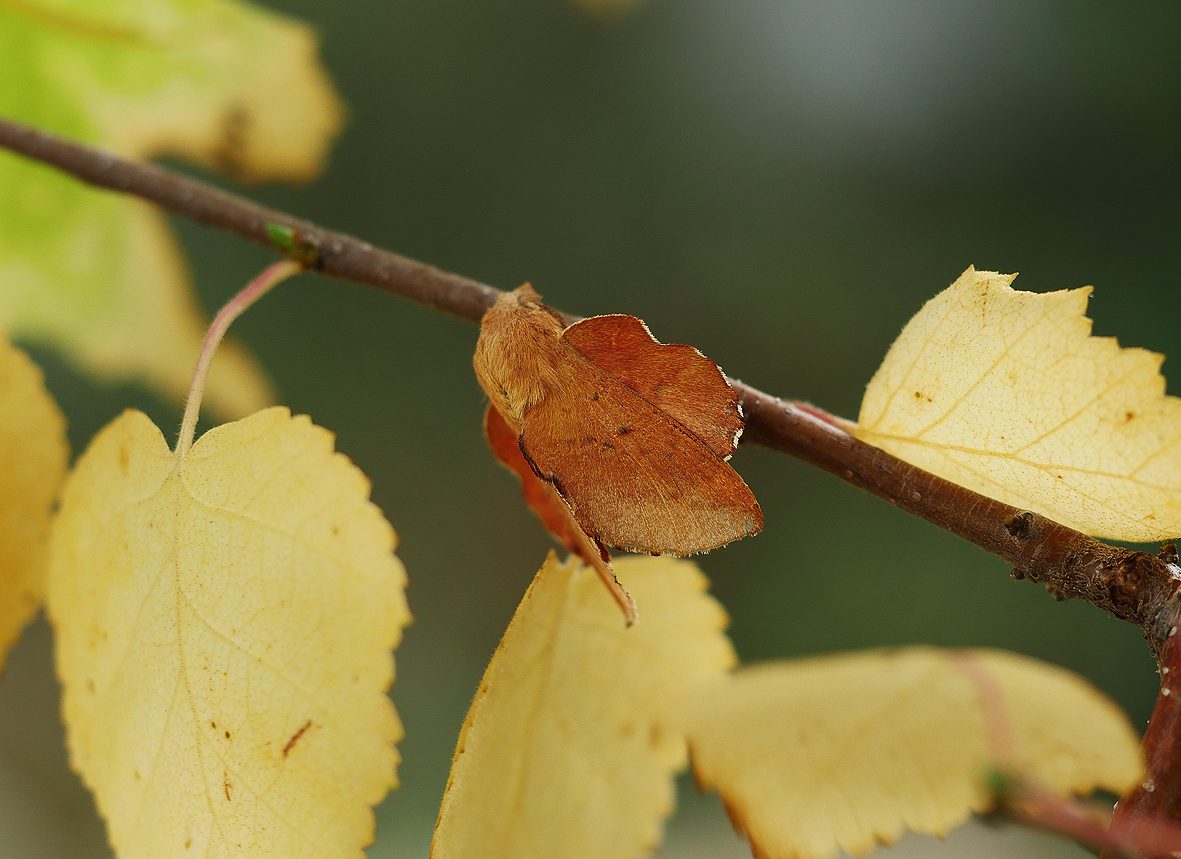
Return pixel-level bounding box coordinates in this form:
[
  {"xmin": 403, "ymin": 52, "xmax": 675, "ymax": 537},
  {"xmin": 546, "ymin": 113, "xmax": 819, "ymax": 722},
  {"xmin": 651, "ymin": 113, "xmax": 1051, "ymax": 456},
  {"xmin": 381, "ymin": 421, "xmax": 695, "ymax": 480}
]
[
  {"xmin": 431, "ymin": 553, "xmax": 735, "ymax": 859},
  {"xmin": 856, "ymin": 267, "xmax": 1181, "ymax": 540},
  {"xmin": 47, "ymin": 406, "xmax": 408, "ymax": 858},
  {"xmin": 0, "ymin": 336, "xmax": 67, "ymax": 668},
  {"xmin": 679, "ymin": 648, "xmax": 1142, "ymax": 859}
]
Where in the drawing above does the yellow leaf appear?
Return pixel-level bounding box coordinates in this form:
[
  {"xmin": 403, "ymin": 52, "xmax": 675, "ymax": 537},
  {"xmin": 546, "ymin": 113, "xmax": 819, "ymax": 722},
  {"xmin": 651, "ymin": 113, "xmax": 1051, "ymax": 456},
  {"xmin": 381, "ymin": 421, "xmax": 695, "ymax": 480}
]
[
  {"xmin": 0, "ymin": 336, "xmax": 67, "ymax": 668},
  {"xmin": 431, "ymin": 554, "xmax": 735, "ymax": 859},
  {"xmin": 0, "ymin": 0, "xmax": 345, "ymax": 414},
  {"xmin": 3, "ymin": 203, "xmax": 275, "ymax": 419},
  {"xmin": 856, "ymin": 267, "xmax": 1181, "ymax": 540},
  {"xmin": 73, "ymin": 1, "xmax": 345, "ymax": 184},
  {"xmin": 679, "ymin": 648, "xmax": 1142, "ymax": 859},
  {"xmin": 47, "ymin": 406, "xmax": 408, "ymax": 858}
]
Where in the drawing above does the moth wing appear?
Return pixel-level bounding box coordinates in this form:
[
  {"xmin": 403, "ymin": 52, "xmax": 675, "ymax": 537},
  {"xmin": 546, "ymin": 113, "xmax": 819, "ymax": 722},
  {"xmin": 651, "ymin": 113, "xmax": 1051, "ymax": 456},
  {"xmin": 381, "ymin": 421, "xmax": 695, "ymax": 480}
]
[
  {"xmin": 563, "ymin": 314, "xmax": 743, "ymax": 459},
  {"xmin": 484, "ymin": 405, "xmax": 588, "ymax": 559},
  {"xmin": 520, "ymin": 369, "xmax": 763, "ymax": 556}
]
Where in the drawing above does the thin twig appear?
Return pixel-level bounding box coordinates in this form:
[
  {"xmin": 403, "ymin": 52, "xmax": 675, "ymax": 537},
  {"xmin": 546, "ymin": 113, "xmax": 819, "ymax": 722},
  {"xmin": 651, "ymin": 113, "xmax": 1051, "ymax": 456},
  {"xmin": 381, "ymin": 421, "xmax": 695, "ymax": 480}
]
[
  {"xmin": 740, "ymin": 392, "xmax": 1181, "ymax": 658},
  {"xmin": 2, "ymin": 115, "xmax": 1178, "ymax": 655},
  {"xmin": 1003, "ymin": 784, "xmax": 1181, "ymax": 858},
  {"xmin": 0, "ymin": 118, "xmax": 500, "ymax": 323},
  {"xmin": 1105, "ymin": 603, "xmax": 1181, "ymax": 858}
]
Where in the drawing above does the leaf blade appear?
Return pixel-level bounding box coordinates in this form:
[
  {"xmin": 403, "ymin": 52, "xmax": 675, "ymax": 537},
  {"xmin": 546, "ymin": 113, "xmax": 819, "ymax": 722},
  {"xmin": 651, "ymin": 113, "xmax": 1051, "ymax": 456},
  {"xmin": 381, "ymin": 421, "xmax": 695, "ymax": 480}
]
[
  {"xmin": 679, "ymin": 647, "xmax": 1142, "ymax": 859},
  {"xmin": 431, "ymin": 554, "xmax": 735, "ymax": 859},
  {"xmin": 0, "ymin": 0, "xmax": 344, "ymax": 414},
  {"xmin": 857, "ymin": 267, "xmax": 1181, "ymax": 540},
  {"xmin": 48, "ymin": 407, "xmax": 408, "ymax": 858},
  {"xmin": 0, "ymin": 336, "xmax": 68, "ymax": 668}
]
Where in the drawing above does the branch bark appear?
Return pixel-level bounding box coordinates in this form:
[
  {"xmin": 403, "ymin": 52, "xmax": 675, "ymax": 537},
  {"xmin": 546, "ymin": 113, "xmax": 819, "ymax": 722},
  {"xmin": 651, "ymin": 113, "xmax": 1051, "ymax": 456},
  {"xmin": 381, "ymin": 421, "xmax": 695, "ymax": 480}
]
[
  {"xmin": 1105, "ymin": 601, "xmax": 1181, "ymax": 858},
  {"xmin": 0, "ymin": 119, "xmax": 501, "ymax": 323},
  {"xmin": 4, "ymin": 117, "xmax": 1181, "ymax": 831},
  {"xmin": 741, "ymin": 394, "xmax": 1181, "ymax": 657},
  {"xmin": 2, "ymin": 115, "xmax": 1178, "ymax": 652}
]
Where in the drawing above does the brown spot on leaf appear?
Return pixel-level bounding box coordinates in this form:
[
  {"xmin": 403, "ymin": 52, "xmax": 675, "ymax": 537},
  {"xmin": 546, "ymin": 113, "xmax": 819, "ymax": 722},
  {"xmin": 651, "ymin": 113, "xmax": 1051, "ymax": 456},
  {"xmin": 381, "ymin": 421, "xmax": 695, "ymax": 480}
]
[
  {"xmin": 283, "ymin": 719, "xmax": 313, "ymax": 758},
  {"xmin": 223, "ymin": 774, "xmax": 232, "ymax": 802}
]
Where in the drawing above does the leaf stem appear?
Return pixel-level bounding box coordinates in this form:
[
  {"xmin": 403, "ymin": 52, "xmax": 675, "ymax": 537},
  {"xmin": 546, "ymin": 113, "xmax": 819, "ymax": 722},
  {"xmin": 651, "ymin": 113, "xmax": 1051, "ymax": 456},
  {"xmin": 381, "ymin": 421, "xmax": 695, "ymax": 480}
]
[
  {"xmin": 175, "ymin": 259, "xmax": 302, "ymax": 458},
  {"xmin": 1001, "ymin": 784, "xmax": 1181, "ymax": 857}
]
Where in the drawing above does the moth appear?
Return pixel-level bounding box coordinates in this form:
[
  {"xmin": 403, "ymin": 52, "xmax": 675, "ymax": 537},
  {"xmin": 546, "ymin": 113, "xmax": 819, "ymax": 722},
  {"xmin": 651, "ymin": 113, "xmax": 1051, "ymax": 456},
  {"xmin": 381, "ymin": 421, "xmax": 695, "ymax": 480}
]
[{"xmin": 475, "ymin": 285, "xmax": 763, "ymax": 620}]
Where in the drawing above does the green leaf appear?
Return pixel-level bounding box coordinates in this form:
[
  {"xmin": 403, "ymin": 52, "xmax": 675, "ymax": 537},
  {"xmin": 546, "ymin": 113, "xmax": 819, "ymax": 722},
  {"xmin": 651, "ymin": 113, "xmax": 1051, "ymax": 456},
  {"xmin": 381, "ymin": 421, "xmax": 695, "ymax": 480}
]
[{"xmin": 0, "ymin": 0, "xmax": 345, "ymax": 415}]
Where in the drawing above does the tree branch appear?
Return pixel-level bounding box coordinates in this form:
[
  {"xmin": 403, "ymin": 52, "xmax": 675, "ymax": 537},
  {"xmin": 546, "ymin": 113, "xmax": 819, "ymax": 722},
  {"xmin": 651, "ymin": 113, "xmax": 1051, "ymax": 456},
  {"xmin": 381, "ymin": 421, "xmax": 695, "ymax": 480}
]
[
  {"xmin": 2, "ymin": 115, "xmax": 1180, "ymax": 655},
  {"xmin": 3, "ymin": 115, "xmax": 1179, "ymax": 655},
  {"xmin": 742, "ymin": 394, "xmax": 1181, "ymax": 656},
  {"xmin": 1105, "ymin": 601, "xmax": 1181, "ymax": 858},
  {"xmin": 8, "ymin": 112, "xmax": 1181, "ymax": 845},
  {"xmin": 0, "ymin": 118, "xmax": 500, "ymax": 323}
]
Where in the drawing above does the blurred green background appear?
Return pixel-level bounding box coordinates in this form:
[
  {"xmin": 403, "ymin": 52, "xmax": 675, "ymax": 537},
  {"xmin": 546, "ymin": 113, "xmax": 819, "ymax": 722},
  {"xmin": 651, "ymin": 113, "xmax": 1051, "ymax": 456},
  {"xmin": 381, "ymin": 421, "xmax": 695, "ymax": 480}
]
[{"xmin": 4, "ymin": 0, "xmax": 1180, "ymax": 855}]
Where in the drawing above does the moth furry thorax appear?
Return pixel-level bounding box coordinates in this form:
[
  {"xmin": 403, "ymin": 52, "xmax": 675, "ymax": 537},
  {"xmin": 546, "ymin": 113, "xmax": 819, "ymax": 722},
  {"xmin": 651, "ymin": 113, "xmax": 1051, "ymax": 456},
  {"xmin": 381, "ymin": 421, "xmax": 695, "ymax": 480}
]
[{"xmin": 473, "ymin": 285, "xmax": 566, "ymax": 431}]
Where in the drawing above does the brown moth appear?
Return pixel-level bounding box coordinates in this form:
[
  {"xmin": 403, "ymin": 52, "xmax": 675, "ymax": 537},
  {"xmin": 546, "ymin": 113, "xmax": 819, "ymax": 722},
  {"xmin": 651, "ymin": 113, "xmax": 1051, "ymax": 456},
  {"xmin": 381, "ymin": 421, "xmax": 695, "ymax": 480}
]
[{"xmin": 475, "ymin": 284, "xmax": 763, "ymax": 619}]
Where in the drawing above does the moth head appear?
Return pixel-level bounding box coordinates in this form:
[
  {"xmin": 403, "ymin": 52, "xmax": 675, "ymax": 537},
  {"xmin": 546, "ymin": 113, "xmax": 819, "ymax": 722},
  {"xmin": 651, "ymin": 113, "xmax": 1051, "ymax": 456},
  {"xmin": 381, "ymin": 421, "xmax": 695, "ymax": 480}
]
[{"xmin": 474, "ymin": 284, "xmax": 565, "ymax": 427}]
